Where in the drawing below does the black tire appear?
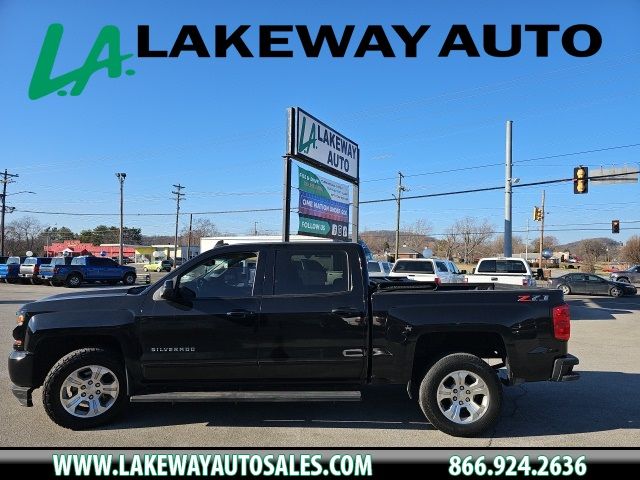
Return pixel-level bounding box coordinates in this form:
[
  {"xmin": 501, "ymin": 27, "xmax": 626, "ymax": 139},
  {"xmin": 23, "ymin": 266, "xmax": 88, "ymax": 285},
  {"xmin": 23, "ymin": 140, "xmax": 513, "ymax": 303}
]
[
  {"xmin": 559, "ymin": 284, "xmax": 571, "ymax": 295},
  {"xmin": 610, "ymin": 286, "xmax": 623, "ymax": 298},
  {"xmin": 122, "ymin": 272, "xmax": 136, "ymax": 285},
  {"xmin": 42, "ymin": 348, "xmax": 127, "ymax": 430},
  {"xmin": 31, "ymin": 278, "xmax": 43, "ymax": 285},
  {"xmin": 7, "ymin": 278, "xmax": 18, "ymax": 284},
  {"xmin": 65, "ymin": 273, "xmax": 82, "ymax": 288},
  {"xmin": 418, "ymin": 353, "xmax": 502, "ymax": 437},
  {"xmin": 51, "ymin": 278, "xmax": 63, "ymax": 287}
]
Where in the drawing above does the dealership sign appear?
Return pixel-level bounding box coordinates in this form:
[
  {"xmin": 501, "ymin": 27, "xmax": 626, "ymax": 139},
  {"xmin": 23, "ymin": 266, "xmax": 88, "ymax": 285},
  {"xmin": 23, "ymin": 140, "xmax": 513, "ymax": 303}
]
[
  {"xmin": 297, "ymin": 167, "xmax": 350, "ymax": 240},
  {"xmin": 290, "ymin": 108, "xmax": 359, "ymax": 183}
]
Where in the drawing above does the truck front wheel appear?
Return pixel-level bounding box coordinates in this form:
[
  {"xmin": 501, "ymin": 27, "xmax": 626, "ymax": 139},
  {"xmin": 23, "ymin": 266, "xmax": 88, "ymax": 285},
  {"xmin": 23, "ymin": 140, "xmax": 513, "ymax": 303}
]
[
  {"xmin": 42, "ymin": 348, "xmax": 127, "ymax": 430},
  {"xmin": 418, "ymin": 353, "xmax": 502, "ymax": 437}
]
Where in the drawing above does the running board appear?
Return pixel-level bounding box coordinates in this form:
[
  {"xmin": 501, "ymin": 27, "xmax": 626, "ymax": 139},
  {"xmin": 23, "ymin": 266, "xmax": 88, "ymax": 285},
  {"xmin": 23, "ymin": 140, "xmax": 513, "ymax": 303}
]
[{"xmin": 130, "ymin": 391, "xmax": 362, "ymax": 403}]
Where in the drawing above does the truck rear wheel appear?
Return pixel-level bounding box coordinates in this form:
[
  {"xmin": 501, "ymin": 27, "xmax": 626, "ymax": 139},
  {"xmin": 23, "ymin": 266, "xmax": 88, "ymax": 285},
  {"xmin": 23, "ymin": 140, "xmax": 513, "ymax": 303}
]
[
  {"xmin": 418, "ymin": 353, "xmax": 502, "ymax": 437},
  {"xmin": 42, "ymin": 348, "xmax": 127, "ymax": 430},
  {"xmin": 65, "ymin": 273, "xmax": 82, "ymax": 288}
]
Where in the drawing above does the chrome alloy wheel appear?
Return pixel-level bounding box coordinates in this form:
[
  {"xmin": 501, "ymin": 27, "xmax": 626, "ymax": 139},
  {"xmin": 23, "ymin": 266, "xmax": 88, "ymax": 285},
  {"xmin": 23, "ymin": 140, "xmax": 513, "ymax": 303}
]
[
  {"xmin": 59, "ymin": 365, "xmax": 120, "ymax": 418},
  {"xmin": 436, "ymin": 370, "xmax": 490, "ymax": 424}
]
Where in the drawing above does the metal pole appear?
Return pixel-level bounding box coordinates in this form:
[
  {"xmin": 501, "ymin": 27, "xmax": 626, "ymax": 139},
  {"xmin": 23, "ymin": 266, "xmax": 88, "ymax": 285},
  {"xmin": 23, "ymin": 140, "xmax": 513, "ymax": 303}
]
[
  {"xmin": 116, "ymin": 173, "xmax": 126, "ymax": 265},
  {"xmin": 172, "ymin": 184, "xmax": 185, "ymax": 268},
  {"xmin": 504, "ymin": 120, "xmax": 513, "ymax": 257},
  {"xmin": 525, "ymin": 219, "xmax": 529, "ymax": 260},
  {"xmin": 539, "ymin": 190, "xmax": 546, "ymax": 271},
  {"xmin": 281, "ymin": 156, "xmax": 291, "ymax": 242},
  {"xmin": 0, "ymin": 170, "xmax": 7, "ymax": 257},
  {"xmin": 394, "ymin": 172, "xmax": 405, "ymax": 262},
  {"xmin": 352, "ymin": 182, "xmax": 359, "ymax": 243},
  {"xmin": 187, "ymin": 213, "xmax": 193, "ymax": 261}
]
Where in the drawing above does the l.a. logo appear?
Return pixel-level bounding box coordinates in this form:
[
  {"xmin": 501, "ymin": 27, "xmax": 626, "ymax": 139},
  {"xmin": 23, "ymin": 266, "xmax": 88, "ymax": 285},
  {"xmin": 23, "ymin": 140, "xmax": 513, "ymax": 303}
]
[{"xmin": 29, "ymin": 24, "xmax": 135, "ymax": 99}]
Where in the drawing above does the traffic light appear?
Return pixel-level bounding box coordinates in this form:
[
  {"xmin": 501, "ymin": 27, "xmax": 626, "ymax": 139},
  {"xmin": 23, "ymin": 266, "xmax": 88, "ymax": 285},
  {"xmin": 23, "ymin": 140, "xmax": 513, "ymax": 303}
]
[
  {"xmin": 574, "ymin": 166, "xmax": 588, "ymax": 194},
  {"xmin": 533, "ymin": 206, "xmax": 543, "ymax": 222},
  {"xmin": 612, "ymin": 220, "xmax": 620, "ymax": 234}
]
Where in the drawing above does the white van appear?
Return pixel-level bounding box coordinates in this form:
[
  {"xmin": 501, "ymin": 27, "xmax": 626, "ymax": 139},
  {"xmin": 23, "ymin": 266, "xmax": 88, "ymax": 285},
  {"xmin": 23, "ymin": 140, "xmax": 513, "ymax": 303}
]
[
  {"xmin": 389, "ymin": 258, "xmax": 464, "ymax": 284},
  {"xmin": 465, "ymin": 257, "xmax": 536, "ymax": 287}
]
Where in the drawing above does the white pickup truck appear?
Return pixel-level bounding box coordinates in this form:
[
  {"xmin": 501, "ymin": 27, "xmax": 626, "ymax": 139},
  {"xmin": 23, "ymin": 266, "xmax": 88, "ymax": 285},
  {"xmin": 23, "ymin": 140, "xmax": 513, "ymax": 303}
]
[
  {"xmin": 465, "ymin": 257, "xmax": 537, "ymax": 287},
  {"xmin": 389, "ymin": 258, "xmax": 464, "ymax": 284}
]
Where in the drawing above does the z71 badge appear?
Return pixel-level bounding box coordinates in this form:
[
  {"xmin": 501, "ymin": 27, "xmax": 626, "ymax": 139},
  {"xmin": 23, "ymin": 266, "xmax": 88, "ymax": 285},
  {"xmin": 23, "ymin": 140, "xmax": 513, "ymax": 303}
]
[{"xmin": 517, "ymin": 294, "xmax": 549, "ymax": 302}]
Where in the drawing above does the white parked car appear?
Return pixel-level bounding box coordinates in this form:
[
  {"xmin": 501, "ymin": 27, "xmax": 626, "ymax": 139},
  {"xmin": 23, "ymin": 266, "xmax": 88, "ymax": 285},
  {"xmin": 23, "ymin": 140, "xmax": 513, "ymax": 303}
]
[
  {"xmin": 367, "ymin": 261, "xmax": 392, "ymax": 278},
  {"xmin": 465, "ymin": 257, "xmax": 536, "ymax": 287},
  {"xmin": 389, "ymin": 258, "xmax": 464, "ymax": 284}
]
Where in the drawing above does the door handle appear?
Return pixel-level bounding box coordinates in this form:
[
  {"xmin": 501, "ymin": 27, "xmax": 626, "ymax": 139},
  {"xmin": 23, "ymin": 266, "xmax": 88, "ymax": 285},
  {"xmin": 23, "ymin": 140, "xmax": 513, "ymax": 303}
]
[
  {"xmin": 491, "ymin": 277, "xmax": 498, "ymax": 281},
  {"xmin": 331, "ymin": 308, "xmax": 360, "ymax": 316},
  {"xmin": 225, "ymin": 310, "xmax": 255, "ymax": 318}
]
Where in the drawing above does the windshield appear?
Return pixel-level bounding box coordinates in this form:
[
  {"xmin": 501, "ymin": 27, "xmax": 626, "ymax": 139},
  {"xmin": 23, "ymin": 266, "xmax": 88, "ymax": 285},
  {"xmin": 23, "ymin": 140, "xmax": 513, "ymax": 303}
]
[
  {"xmin": 7, "ymin": 257, "xmax": 21, "ymax": 264},
  {"xmin": 23, "ymin": 257, "xmax": 37, "ymax": 265},
  {"xmin": 447, "ymin": 261, "xmax": 461, "ymax": 274},
  {"xmin": 393, "ymin": 260, "xmax": 434, "ymax": 273},
  {"xmin": 367, "ymin": 261, "xmax": 381, "ymax": 272}
]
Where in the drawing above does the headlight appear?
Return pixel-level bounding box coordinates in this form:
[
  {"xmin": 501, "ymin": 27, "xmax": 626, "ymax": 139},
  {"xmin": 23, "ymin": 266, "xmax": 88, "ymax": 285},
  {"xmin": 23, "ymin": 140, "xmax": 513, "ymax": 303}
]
[{"xmin": 16, "ymin": 313, "xmax": 25, "ymax": 325}]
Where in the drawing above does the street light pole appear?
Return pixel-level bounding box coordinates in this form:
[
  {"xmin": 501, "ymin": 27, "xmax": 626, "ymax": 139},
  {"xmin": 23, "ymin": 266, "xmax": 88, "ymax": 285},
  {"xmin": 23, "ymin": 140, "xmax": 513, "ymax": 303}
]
[
  {"xmin": 1, "ymin": 169, "xmax": 19, "ymax": 256},
  {"xmin": 116, "ymin": 173, "xmax": 126, "ymax": 265},
  {"xmin": 504, "ymin": 120, "xmax": 513, "ymax": 257}
]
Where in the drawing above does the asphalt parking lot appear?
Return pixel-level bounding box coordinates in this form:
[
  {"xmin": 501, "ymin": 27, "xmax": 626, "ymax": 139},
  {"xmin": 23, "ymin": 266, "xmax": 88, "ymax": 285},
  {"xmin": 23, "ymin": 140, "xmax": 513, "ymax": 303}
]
[{"xmin": 1, "ymin": 279, "xmax": 639, "ymax": 448}]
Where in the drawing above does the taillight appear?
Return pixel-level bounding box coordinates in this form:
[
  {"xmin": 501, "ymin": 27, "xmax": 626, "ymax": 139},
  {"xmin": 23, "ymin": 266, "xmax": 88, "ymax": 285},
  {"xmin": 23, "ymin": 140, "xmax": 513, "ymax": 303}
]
[
  {"xmin": 33, "ymin": 265, "xmax": 39, "ymax": 275},
  {"xmin": 53, "ymin": 266, "xmax": 60, "ymax": 274},
  {"xmin": 434, "ymin": 277, "xmax": 441, "ymax": 286},
  {"xmin": 522, "ymin": 278, "xmax": 528, "ymax": 286},
  {"xmin": 552, "ymin": 303, "xmax": 571, "ymax": 341}
]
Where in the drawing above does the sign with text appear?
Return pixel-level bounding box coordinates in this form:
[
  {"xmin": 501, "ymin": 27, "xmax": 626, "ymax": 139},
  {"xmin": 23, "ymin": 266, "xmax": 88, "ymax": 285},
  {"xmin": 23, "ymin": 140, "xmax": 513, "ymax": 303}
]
[
  {"xmin": 297, "ymin": 167, "xmax": 350, "ymax": 240},
  {"xmin": 290, "ymin": 108, "xmax": 359, "ymax": 183}
]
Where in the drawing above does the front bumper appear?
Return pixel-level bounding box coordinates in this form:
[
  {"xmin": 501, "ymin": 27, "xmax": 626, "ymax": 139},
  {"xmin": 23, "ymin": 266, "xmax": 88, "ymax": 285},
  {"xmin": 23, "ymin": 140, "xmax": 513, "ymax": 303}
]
[
  {"xmin": 11, "ymin": 384, "xmax": 33, "ymax": 407},
  {"xmin": 550, "ymin": 354, "xmax": 580, "ymax": 382}
]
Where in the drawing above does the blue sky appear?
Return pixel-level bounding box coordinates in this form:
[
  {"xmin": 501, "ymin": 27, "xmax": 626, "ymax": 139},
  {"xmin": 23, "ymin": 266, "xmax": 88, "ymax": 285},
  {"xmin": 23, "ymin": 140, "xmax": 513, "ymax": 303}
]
[{"xmin": 1, "ymin": 0, "xmax": 639, "ymax": 244}]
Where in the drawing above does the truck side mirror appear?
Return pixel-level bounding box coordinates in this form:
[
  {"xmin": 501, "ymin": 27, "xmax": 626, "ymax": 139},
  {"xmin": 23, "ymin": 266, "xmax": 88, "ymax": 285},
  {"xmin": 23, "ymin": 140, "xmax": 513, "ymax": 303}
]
[{"xmin": 161, "ymin": 279, "xmax": 175, "ymax": 300}]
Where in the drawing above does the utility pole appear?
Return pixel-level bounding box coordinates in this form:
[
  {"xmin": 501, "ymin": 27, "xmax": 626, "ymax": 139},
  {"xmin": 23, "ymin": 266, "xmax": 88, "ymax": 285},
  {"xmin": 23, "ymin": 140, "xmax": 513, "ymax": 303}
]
[
  {"xmin": 504, "ymin": 120, "xmax": 513, "ymax": 257},
  {"xmin": 1, "ymin": 169, "xmax": 19, "ymax": 257},
  {"xmin": 525, "ymin": 218, "xmax": 529, "ymax": 261},
  {"xmin": 115, "ymin": 173, "xmax": 126, "ymax": 264},
  {"xmin": 538, "ymin": 190, "xmax": 546, "ymax": 270},
  {"xmin": 393, "ymin": 172, "xmax": 406, "ymax": 262},
  {"xmin": 186, "ymin": 213, "xmax": 193, "ymax": 262},
  {"xmin": 254, "ymin": 221, "xmax": 258, "ymax": 236},
  {"xmin": 172, "ymin": 184, "xmax": 185, "ymax": 268}
]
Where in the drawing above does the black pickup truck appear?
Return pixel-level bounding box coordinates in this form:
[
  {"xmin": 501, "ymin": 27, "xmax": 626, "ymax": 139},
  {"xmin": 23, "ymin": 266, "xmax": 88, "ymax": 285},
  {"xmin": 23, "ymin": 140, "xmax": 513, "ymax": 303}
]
[{"xmin": 8, "ymin": 242, "xmax": 579, "ymax": 436}]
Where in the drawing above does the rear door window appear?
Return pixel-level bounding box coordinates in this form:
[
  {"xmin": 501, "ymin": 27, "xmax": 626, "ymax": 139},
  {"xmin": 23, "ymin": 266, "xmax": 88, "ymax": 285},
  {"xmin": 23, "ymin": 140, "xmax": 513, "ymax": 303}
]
[
  {"xmin": 71, "ymin": 257, "xmax": 86, "ymax": 266},
  {"xmin": 274, "ymin": 250, "xmax": 350, "ymax": 294},
  {"xmin": 435, "ymin": 261, "xmax": 449, "ymax": 273},
  {"xmin": 367, "ymin": 261, "xmax": 381, "ymax": 273}
]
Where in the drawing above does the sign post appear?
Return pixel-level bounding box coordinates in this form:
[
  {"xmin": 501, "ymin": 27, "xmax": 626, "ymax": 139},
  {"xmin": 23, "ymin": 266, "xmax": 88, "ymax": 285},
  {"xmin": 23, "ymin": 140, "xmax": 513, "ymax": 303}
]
[{"xmin": 284, "ymin": 107, "xmax": 360, "ymax": 242}]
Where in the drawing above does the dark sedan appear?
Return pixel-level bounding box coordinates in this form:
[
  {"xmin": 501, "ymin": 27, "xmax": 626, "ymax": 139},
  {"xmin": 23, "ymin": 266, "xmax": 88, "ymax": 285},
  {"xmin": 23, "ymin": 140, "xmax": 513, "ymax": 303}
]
[{"xmin": 550, "ymin": 273, "xmax": 637, "ymax": 297}]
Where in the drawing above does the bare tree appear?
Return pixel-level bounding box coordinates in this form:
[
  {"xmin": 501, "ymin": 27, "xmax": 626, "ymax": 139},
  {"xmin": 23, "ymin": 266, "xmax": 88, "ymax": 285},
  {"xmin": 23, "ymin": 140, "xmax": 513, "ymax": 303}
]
[
  {"xmin": 529, "ymin": 235, "xmax": 559, "ymax": 252},
  {"xmin": 490, "ymin": 235, "xmax": 525, "ymax": 256},
  {"xmin": 448, "ymin": 217, "xmax": 494, "ymax": 264},
  {"xmin": 400, "ymin": 219, "xmax": 432, "ymax": 252},
  {"xmin": 180, "ymin": 218, "xmax": 219, "ymax": 245},
  {"xmin": 576, "ymin": 238, "xmax": 607, "ymax": 273},
  {"xmin": 5, "ymin": 216, "xmax": 44, "ymax": 255},
  {"xmin": 621, "ymin": 235, "xmax": 640, "ymax": 265}
]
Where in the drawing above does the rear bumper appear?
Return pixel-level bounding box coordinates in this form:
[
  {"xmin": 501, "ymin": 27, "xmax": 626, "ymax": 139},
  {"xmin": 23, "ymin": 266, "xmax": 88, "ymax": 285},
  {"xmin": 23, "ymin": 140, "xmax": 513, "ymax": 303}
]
[{"xmin": 550, "ymin": 354, "xmax": 580, "ymax": 382}]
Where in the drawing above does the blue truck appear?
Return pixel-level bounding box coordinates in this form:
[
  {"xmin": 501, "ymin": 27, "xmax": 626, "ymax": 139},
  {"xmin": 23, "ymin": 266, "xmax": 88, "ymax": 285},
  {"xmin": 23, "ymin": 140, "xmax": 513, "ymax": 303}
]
[
  {"xmin": 0, "ymin": 256, "xmax": 27, "ymax": 284},
  {"xmin": 46, "ymin": 255, "xmax": 137, "ymax": 288}
]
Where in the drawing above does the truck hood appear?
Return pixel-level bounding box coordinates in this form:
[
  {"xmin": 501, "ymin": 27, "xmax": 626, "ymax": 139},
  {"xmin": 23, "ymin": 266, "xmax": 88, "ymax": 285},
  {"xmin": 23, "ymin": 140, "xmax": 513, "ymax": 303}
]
[{"xmin": 20, "ymin": 287, "xmax": 147, "ymax": 315}]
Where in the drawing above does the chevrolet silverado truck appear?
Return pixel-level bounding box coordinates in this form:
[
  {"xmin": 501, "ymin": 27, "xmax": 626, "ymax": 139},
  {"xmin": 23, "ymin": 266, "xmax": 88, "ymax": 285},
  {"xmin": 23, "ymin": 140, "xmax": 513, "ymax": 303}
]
[
  {"xmin": 18, "ymin": 257, "xmax": 52, "ymax": 285},
  {"xmin": 46, "ymin": 255, "xmax": 137, "ymax": 287},
  {"xmin": 8, "ymin": 242, "xmax": 579, "ymax": 436}
]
